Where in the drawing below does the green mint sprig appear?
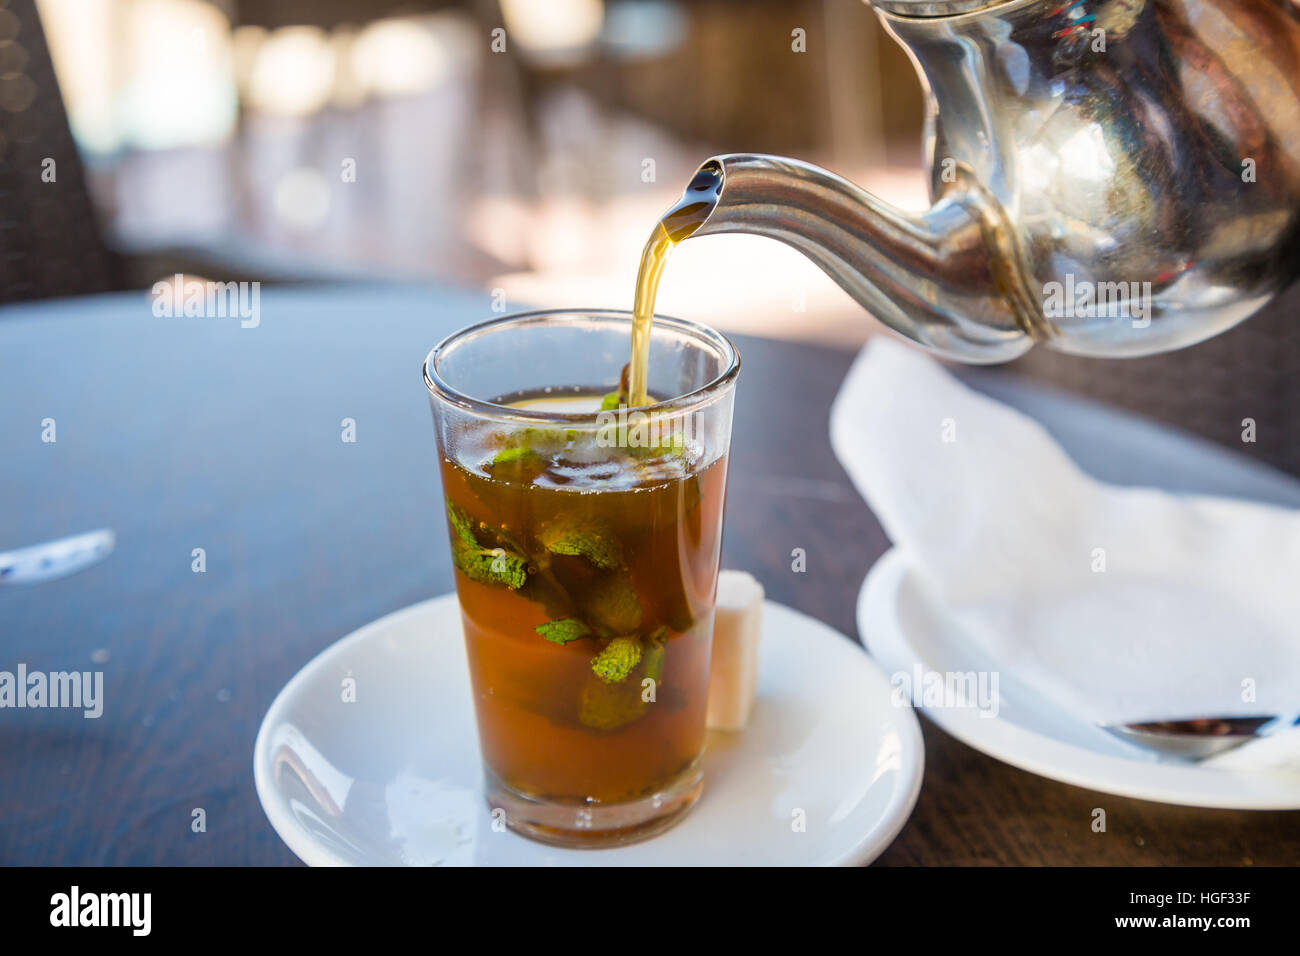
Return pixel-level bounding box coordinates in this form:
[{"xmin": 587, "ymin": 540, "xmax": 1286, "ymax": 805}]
[
  {"xmin": 582, "ymin": 571, "xmax": 642, "ymax": 635},
  {"xmin": 535, "ymin": 618, "xmax": 590, "ymax": 645},
  {"xmin": 577, "ymin": 628, "xmax": 669, "ymax": 730},
  {"xmin": 591, "ymin": 636, "xmax": 642, "ymax": 683},
  {"xmin": 538, "ymin": 514, "xmax": 623, "ymax": 569},
  {"xmin": 445, "ymin": 433, "xmax": 686, "ymax": 732},
  {"xmin": 448, "ymin": 502, "xmax": 647, "ymax": 651},
  {"xmin": 446, "ymin": 502, "xmax": 529, "ymax": 589}
]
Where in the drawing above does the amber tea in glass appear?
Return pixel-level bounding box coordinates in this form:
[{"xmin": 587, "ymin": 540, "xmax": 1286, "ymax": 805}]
[{"xmin": 424, "ymin": 310, "xmax": 738, "ymax": 847}]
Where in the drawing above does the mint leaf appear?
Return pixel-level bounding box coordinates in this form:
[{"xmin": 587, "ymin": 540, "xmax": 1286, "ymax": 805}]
[
  {"xmin": 641, "ymin": 627, "xmax": 667, "ymax": 687},
  {"xmin": 579, "ymin": 632, "xmax": 659, "ymax": 728},
  {"xmin": 627, "ymin": 429, "xmax": 689, "ymax": 461},
  {"xmin": 491, "ymin": 426, "xmax": 580, "ymax": 454},
  {"xmin": 538, "ymin": 514, "xmax": 623, "ymax": 569},
  {"xmin": 452, "ymin": 539, "xmax": 529, "ymax": 589},
  {"xmin": 578, "ymin": 678, "xmax": 644, "ymax": 730},
  {"xmin": 491, "ymin": 445, "xmax": 541, "ymax": 466},
  {"xmin": 447, "ymin": 502, "xmax": 479, "ymax": 547},
  {"xmin": 447, "ymin": 502, "xmax": 529, "ymax": 589},
  {"xmin": 655, "ymin": 431, "xmax": 687, "ymax": 458},
  {"xmin": 536, "ymin": 618, "xmax": 590, "ymax": 645},
  {"xmin": 591, "ymin": 636, "xmax": 642, "ymax": 683},
  {"xmin": 582, "ymin": 570, "xmax": 642, "ymax": 634},
  {"xmin": 519, "ymin": 570, "xmax": 577, "ymax": 622},
  {"xmin": 485, "ymin": 444, "xmax": 546, "ymax": 483}
]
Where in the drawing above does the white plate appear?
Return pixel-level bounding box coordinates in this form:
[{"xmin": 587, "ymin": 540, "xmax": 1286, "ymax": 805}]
[
  {"xmin": 254, "ymin": 594, "xmax": 924, "ymax": 865},
  {"xmin": 859, "ymin": 548, "xmax": 1300, "ymax": 809}
]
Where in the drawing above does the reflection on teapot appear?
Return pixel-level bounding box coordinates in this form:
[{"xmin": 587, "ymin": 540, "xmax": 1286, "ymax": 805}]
[{"xmin": 688, "ymin": 0, "xmax": 1300, "ymax": 362}]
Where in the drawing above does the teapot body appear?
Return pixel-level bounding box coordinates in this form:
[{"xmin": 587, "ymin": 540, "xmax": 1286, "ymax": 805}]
[{"xmin": 880, "ymin": 0, "xmax": 1300, "ymax": 356}]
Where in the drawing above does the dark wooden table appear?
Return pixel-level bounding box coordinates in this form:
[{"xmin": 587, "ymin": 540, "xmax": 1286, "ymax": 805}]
[{"xmin": 1, "ymin": 283, "xmax": 1297, "ymax": 865}]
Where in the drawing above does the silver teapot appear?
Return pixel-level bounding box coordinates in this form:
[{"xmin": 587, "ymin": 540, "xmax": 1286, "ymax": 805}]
[{"xmin": 692, "ymin": 0, "xmax": 1300, "ymax": 362}]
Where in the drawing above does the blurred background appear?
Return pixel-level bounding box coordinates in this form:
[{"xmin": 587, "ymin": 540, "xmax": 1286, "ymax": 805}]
[
  {"xmin": 3, "ymin": 0, "xmax": 1297, "ymax": 470},
  {"xmin": 5, "ymin": 0, "xmax": 928, "ymax": 345}
]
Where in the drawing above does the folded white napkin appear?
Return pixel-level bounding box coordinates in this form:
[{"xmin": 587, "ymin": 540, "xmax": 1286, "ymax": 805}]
[{"xmin": 830, "ymin": 337, "xmax": 1300, "ymax": 772}]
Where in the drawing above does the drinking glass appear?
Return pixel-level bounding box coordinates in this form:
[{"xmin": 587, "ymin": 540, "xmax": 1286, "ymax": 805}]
[{"xmin": 423, "ymin": 309, "xmax": 739, "ymax": 847}]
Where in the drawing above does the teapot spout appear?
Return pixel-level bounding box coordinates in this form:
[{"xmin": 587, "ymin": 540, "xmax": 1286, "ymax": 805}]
[{"xmin": 691, "ymin": 154, "xmax": 1039, "ymax": 363}]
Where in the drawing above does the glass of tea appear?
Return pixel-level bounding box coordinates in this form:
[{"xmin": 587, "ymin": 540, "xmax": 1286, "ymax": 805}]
[{"xmin": 423, "ymin": 309, "xmax": 739, "ymax": 847}]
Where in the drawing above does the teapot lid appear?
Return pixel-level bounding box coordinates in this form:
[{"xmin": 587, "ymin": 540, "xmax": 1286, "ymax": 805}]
[{"xmin": 870, "ymin": 0, "xmax": 1010, "ymax": 16}]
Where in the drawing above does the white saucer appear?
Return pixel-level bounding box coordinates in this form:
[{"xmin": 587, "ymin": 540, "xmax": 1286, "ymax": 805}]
[
  {"xmin": 859, "ymin": 548, "xmax": 1300, "ymax": 809},
  {"xmin": 254, "ymin": 594, "xmax": 924, "ymax": 865}
]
